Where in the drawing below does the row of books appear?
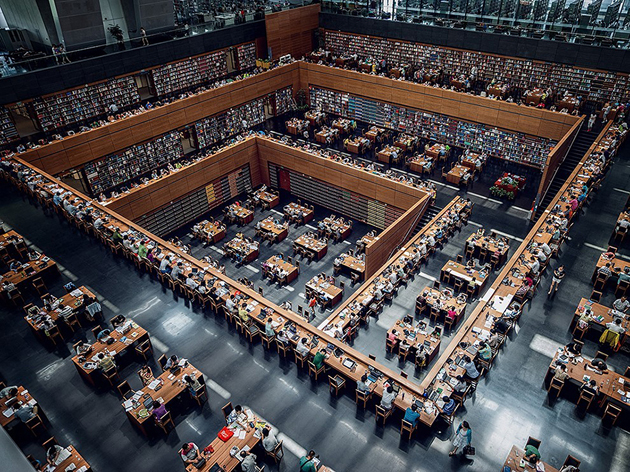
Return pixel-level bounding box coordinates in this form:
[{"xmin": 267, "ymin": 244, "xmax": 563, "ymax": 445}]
[
  {"xmin": 274, "ymin": 87, "xmax": 297, "ymax": 116},
  {"xmin": 237, "ymin": 42, "xmax": 257, "ymax": 70},
  {"xmin": 150, "ymin": 50, "xmax": 228, "ymax": 96},
  {"xmin": 309, "ymin": 86, "xmax": 555, "ymax": 168},
  {"xmin": 84, "ymin": 131, "xmax": 184, "ymax": 194},
  {"xmin": 0, "ymin": 106, "xmax": 19, "ymax": 145},
  {"xmin": 194, "ymin": 98, "xmax": 266, "ymax": 150},
  {"xmin": 324, "ymin": 30, "xmax": 630, "ymax": 104},
  {"xmin": 32, "ymin": 77, "xmax": 141, "ymax": 132}
]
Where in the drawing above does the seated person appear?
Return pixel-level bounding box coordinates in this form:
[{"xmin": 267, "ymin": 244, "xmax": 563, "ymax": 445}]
[
  {"xmin": 96, "ymin": 328, "xmax": 112, "ymax": 341},
  {"xmin": 313, "ymin": 349, "xmax": 326, "ymax": 370},
  {"xmin": 441, "ymin": 395, "xmax": 457, "ymax": 415},
  {"xmin": 477, "ymin": 342, "xmax": 492, "ymax": 361},
  {"xmin": 74, "ymin": 340, "xmax": 92, "ymax": 355},
  {"xmin": 164, "ymin": 354, "xmax": 179, "ymax": 370},
  {"xmin": 524, "ymin": 444, "xmax": 541, "ymax": 464},
  {"xmin": 403, "ymin": 403, "xmax": 421, "ymax": 427},
  {"xmin": 240, "ymin": 451, "xmax": 257, "ymax": 472},
  {"xmin": 356, "ymin": 374, "xmax": 371, "ymax": 393},
  {"xmin": 452, "ymin": 375, "xmax": 467, "ymax": 393},
  {"xmin": 139, "ymin": 365, "xmax": 154, "ymax": 386},
  {"xmin": 46, "ymin": 444, "xmax": 65, "ymax": 466},
  {"xmin": 553, "ymin": 363, "xmax": 568, "ymax": 381},
  {"xmin": 179, "ymin": 442, "xmax": 202, "ymax": 465},
  {"xmin": 296, "ymin": 337, "xmax": 310, "ymax": 357},
  {"xmin": 565, "ymin": 341, "xmax": 582, "ymax": 356},
  {"xmin": 97, "ymin": 352, "xmax": 115, "ymax": 371},
  {"xmin": 227, "ymin": 405, "xmax": 248, "ymax": 428},
  {"xmin": 462, "ymin": 355, "xmax": 480, "ymax": 381},
  {"xmin": 380, "ymin": 385, "xmax": 397, "ymax": 410},
  {"xmin": 14, "ymin": 404, "xmax": 38, "ymax": 423},
  {"xmin": 110, "ymin": 314, "xmax": 126, "ymax": 328},
  {"xmin": 262, "ymin": 427, "xmax": 281, "ymax": 455},
  {"xmin": 152, "ymin": 400, "xmax": 168, "ymax": 421}
]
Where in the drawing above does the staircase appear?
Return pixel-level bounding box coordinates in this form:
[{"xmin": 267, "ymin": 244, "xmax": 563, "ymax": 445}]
[
  {"xmin": 411, "ymin": 204, "xmax": 443, "ymax": 238},
  {"xmin": 534, "ymin": 124, "xmax": 601, "ymax": 220}
]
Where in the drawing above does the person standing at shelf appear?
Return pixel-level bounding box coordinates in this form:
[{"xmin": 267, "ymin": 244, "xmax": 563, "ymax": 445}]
[{"xmin": 140, "ymin": 27, "xmax": 149, "ymax": 46}]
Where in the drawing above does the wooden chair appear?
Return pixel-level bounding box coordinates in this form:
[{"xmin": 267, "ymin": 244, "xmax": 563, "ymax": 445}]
[
  {"xmin": 154, "ymin": 410, "xmax": 174, "ymax": 434},
  {"xmin": 456, "ymin": 254, "xmax": 464, "ymax": 263},
  {"xmin": 117, "ymin": 381, "xmax": 134, "ymax": 399},
  {"xmin": 328, "ymin": 374, "xmax": 345, "ymax": 396},
  {"xmin": 244, "ymin": 323, "xmax": 260, "ymax": 344},
  {"xmin": 429, "ymin": 306, "xmax": 441, "ymax": 324},
  {"xmin": 356, "ymin": 389, "xmax": 372, "ymax": 409},
  {"xmin": 375, "ymin": 405, "xmax": 392, "ymax": 425},
  {"xmin": 158, "ymin": 354, "xmax": 168, "ymax": 371},
  {"xmin": 264, "ymin": 439, "xmax": 284, "ymax": 464},
  {"xmin": 9, "ymin": 289, "xmax": 25, "ymax": 307},
  {"xmin": 308, "ymin": 360, "xmax": 326, "ymax": 381},
  {"xmin": 616, "ymin": 279, "xmax": 629, "ymax": 298},
  {"xmin": 526, "ymin": 437, "xmax": 542, "ymax": 449},
  {"xmin": 103, "ymin": 366, "xmax": 119, "ymax": 388},
  {"xmin": 466, "ymin": 283, "xmax": 476, "ymax": 299},
  {"xmin": 602, "ymin": 403, "xmax": 622, "ymax": 426},
  {"xmin": 590, "ymin": 290, "xmax": 602, "ymax": 302},
  {"xmin": 258, "ymin": 286, "xmax": 264, "ymax": 296},
  {"xmin": 453, "ymin": 278, "xmax": 465, "ymax": 293},
  {"xmin": 400, "ymin": 419, "xmax": 416, "ymax": 440},
  {"xmin": 276, "ymin": 339, "xmax": 291, "ymax": 357},
  {"xmin": 46, "ymin": 324, "xmax": 64, "ymax": 346},
  {"xmin": 576, "ymin": 389, "xmax": 595, "ymax": 410},
  {"xmin": 572, "ymin": 320, "xmax": 588, "ymax": 340},
  {"xmin": 135, "ymin": 339, "xmax": 153, "ymax": 362},
  {"xmin": 593, "ymin": 274, "xmax": 608, "ymax": 291},
  {"xmin": 386, "ymin": 337, "xmax": 398, "ymax": 353},
  {"xmin": 91, "ymin": 325, "xmax": 102, "ymax": 341},
  {"xmin": 221, "ymin": 402, "xmax": 233, "ymax": 424},
  {"xmin": 398, "ymin": 343, "xmax": 410, "ymax": 362},
  {"xmin": 30, "ymin": 277, "xmax": 47, "ymax": 296},
  {"xmin": 294, "ymin": 351, "xmax": 308, "ymax": 369},
  {"xmin": 260, "ymin": 331, "xmax": 275, "ymax": 350},
  {"xmin": 64, "ymin": 311, "xmax": 82, "ymax": 332},
  {"xmin": 190, "ymin": 383, "xmax": 208, "ymax": 407},
  {"xmin": 25, "ymin": 414, "xmax": 44, "ymax": 437},
  {"xmin": 595, "ymin": 351, "xmax": 609, "ymax": 362},
  {"xmin": 548, "ymin": 377, "xmax": 565, "ymax": 398},
  {"xmin": 432, "ymin": 280, "xmax": 440, "ymax": 290},
  {"xmin": 562, "ymin": 455, "xmax": 582, "ymax": 469},
  {"xmin": 22, "ymin": 303, "xmax": 34, "ymax": 317},
  {"xmin": 42, "ymin": 436, "xmax": 59, "ymax": 449}
]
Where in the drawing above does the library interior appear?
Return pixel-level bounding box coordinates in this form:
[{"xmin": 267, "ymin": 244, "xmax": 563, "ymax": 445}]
[{"xmin": 1, "ymin": 2, "xmax": 630, "ymax": 472}]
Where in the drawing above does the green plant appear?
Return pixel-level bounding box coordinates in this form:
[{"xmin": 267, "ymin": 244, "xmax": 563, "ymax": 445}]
[{"xmin": 506, "ymin": 191, "xmax": 515, "ymax": 200}]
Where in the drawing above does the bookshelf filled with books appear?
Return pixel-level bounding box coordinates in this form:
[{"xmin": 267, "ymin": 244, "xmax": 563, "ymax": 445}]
[
  {"xmin": 149, "ymin": 50, "xmax": 228, "ymax": 96},
  {"xmin": 323, "ymin": 30, "xmax": 630, "ymax": 105},
  {"xmin": 237, "ymin": 42, "xmax": 257, "ymax": 70},
  {"xmin": 0, "ymin": 107, "xmax": 19, "ymax": 145},
  {"xmin": 274, "ymin": 86, "xmax": 296, "ymax": 116},
  {"xmin": 32, "ymin": 77, "xmax": 141, "ymax": 132},
  {"xmin": 194, "ymin": 98, "xmax": 266, "ymax": 150},
  {"xmin": 84, "ymin": 131, "xmax": 184, "ymax": 194},
  {"xmin": 309, "ymin": 86, "xmax": 555, "ymax": 168}
]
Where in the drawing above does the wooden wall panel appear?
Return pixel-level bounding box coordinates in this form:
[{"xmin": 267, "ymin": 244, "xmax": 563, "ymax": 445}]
[
  {"xmin": 364, "ymin": 196, "xmax": 430, "ymax": 278},
  {"xmin": 256, "ymin": 137, "xmax": 428, "ymax": 210},
  {"xmin": 265, "ymin": 5, "xmax": 320, "ymax": 60},
  {"xmin": 18, "ymin": 63, "xmax": 300, "ymax": 175},
  {"xmin": 106, "ymin": 139, "xmax": 259, "ymax": 220},
  {"xmin": 300, "ymin": 62, "xmax": 579, "ymax": 141}
]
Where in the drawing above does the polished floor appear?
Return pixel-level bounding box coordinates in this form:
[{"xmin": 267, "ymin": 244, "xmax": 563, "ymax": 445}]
[{"xmin": 0, "ymin": 140, "xmax": 629, "ymax": 472}]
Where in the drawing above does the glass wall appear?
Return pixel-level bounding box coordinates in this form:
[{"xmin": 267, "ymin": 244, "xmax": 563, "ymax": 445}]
[{"xmin": 324, "ymin": 0, "xmax": 630, "ymax": 46}]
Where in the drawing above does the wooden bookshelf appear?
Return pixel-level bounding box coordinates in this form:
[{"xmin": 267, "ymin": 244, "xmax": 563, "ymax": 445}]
[
  {"xmin": 323, "ymin": 30, "xmax": 630, "ymax": 106},
  {"xmin": 0, "ymin": 106, "xmax": 18, "ymax": 145}
]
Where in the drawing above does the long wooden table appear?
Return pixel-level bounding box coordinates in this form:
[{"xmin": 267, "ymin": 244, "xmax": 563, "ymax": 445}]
[
  {"xmin": 72, "ymin": 320, "xmax": 149, "ymax": 385},
  {"xmin": 440, "ymin": 260, "xmax": 489, "ymax": 296},
  {"xmin": 191, "ymin": 414, "xmax": 263, "ymax": 472},
  {"xmin": 320, "ymin": 217, "xmax": 351, "ymax": 241},
  {"xmin": 426, "ymin": 143, "xmax": 449, "ymax": 161},
  {"xmin": 258, "ymin": 217, "xmax": 288, "ymax": 243},
  {"xmin": 253, "ymin": 189, "xmax": 279, "ymax": 208},
  {"xmin": 124, "ymin": 363, "xmax": 202, "ymax": 437},
  {"xmin": 465, "ymin": 232, "xmax": 510, "ymax": 267},
  {"xmin": 284, "ymin": 202, "xmax": 314, "ymax": 225},
  {"xmin": 573, "ymin": 298, "xmax": 629, "ymax": 346},
  {"xmin": 0, "ymin": 386, "xmax": 39, "ymax": 428},
  {"xmin": 377, "ymin": 145, "xmax": 403, "ymax": 164},
  {"xmin": 394, "ymin": 134, "xmax": 419, "ymax": 152},
  {"xmin": 294, "ymin": 234, "xmax": 327, "ymax": 260},
  {"xmin": 305, "ymin": 276, "xmax": 343, "ymax": 308},
  {"xmin": 223, "ymin": 237, "xmax": 259, "ymax": 264},
  {"xmin": 408, "ymin": 154, "xmax": 435, "ymax": 174},
  {"xmin": 226, "ymin": 204, "xmax": 254, "ymax": 226},
  {"xmin": 49, "ymin": 445, "xmax": 92, "ymax": 472},
  {"xmin": 25, "ymin": 285, "xmax": 94, "ymax": 339},
  {"xmin": 1, "ymin": 253, "xmax": 57, "ymax": 288},
  {"xmin": 263, "ymin": 255, "xmax": 298, "ymax": 285},
  {"xmin": 446, "ymin": 164, "xmax": 471, "ymax": 186},
  {"xmin": 336, "ymin": 254, "xmax": 365, "ymax": 280},
  {"xmin": 387, "ymin": 319, "xmax": 441, "ymax": 365},
  {"xmin": 502, "ymin": 445, "xmax": 559, "ymax": 472},
  {"xmin": 193, "ymin": 220, "xmax": 227, "ymax": 244},
  {"xmin": 0, "ymin": 230, "xmax": 27, "ymax": 260},
  {"xmin": 416, "ymin": 287, "xmax": 467, "ymax": 326},
  {"xmin": 286, "ymin": 118, "xmax": 309, "ymax": 135},
  {"xmin": 345, "ymin": 136, "xmax": 370, "ymax": 154},
  {"xmin": 315, "ymin": 127, "xmax": 339, "ymax": 144}
]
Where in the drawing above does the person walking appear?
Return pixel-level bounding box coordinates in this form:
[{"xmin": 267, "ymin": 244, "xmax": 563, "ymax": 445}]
[
  {"xmin": 548, "ymin": 265, "xmax": 565, "ymax": 298},
  {"xmin": 588, "ymin": 114, "xmax": 596, "ymax": 131},
  {"xmin": 449, "ymin": 420, "xmax": 472, "ymax": 456}
]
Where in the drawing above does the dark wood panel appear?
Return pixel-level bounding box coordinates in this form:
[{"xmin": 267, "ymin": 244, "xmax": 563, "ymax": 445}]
[{"xmin": 265, "ymin": 4, "xmax": 320, "ymax": 60}]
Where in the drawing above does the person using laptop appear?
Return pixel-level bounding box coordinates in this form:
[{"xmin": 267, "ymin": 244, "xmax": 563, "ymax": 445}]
[
  {"xmin": 179, "ymin": 442, "xmax": 202, "ymax": 465},
  {"xmin": 164, "ymin": 354, "xmax": 179, "ymax": 370},
  {"xmin": 0, "ymin": 385, "xmax": 18, "ymax": 399},
  {"xmin": 240, "ymin": 450, "xmax": 258, "ymax": 472},
  {"xmin": 46, "ymin": 444, "xmax": 65, "ymax": 466}
]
